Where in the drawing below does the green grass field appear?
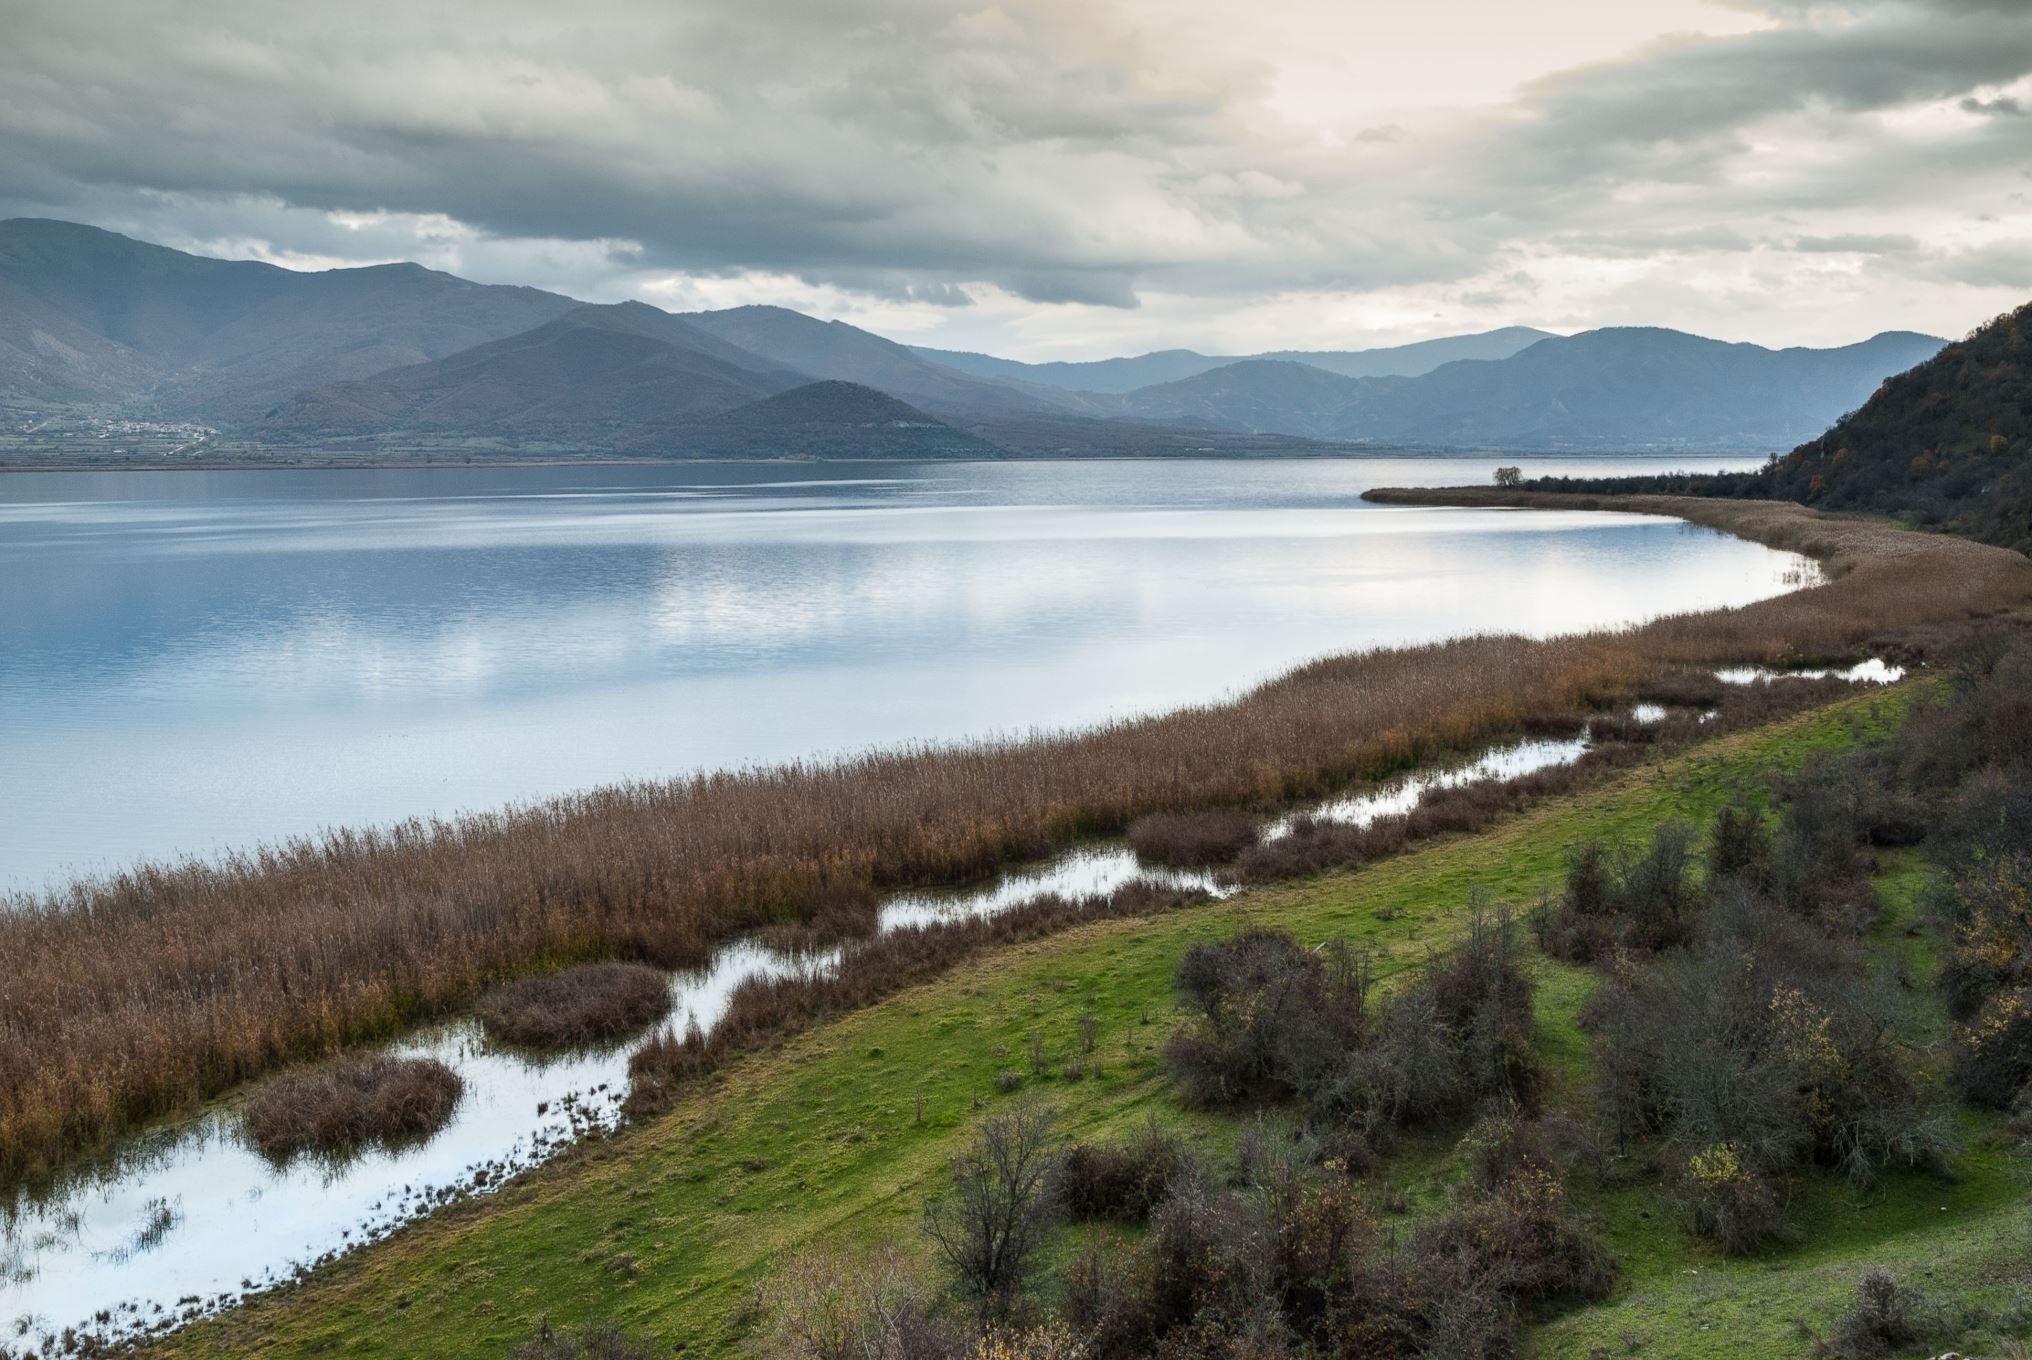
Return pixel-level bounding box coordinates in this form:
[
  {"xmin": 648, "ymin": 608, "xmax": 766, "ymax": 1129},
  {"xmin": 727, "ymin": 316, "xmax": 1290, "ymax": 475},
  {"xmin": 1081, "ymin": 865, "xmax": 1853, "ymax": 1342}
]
[{"xmin": 157, "ymin": 687, "xmax": 2032, "ymax": 1359}]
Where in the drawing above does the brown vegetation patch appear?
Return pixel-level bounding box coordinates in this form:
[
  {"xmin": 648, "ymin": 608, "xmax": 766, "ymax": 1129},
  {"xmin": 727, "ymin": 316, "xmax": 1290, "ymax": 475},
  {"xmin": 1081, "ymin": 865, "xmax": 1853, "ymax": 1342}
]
[
  {"xmin": 241, "ymin": 1055, "xmax": 462, "ymax": 1159},
  {"xmin": 1125, "ymin": 808, "xmax": 1259, "ymax": 866},
  {"xmin": 476, "ymin": 962, "xmax": 673, "ymax": 1050},
  {"xmin": 4, "ymin": 493, "xmax": 2027, "ymax": 1183}
]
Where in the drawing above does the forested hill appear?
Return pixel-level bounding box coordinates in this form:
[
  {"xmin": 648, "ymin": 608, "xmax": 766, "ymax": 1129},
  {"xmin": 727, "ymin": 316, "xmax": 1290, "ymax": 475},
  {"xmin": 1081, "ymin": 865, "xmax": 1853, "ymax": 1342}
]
[
  {"xmin": 1772, "ymin": 302, "xmax": 2032, "ymax": 552},
  {"xmin": 1506, "ymin": 303, "xmax": 2032, "ymax": 555}
]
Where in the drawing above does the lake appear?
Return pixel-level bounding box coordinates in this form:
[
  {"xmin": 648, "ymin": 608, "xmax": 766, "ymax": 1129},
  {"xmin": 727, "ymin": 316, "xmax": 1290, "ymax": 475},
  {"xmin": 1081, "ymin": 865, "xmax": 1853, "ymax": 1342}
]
[{"xmin": 0, "ymin": 455, "xmax": 1794, "ymax": 893}]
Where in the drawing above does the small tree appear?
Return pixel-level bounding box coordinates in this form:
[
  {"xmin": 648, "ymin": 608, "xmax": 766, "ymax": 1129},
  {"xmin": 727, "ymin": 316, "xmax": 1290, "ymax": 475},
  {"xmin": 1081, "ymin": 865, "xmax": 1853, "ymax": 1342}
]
[
  {"xmin": 1493, "ymin": 466, "xmax": 1523, "ymax": 488},
  {"xmin": 924, "ymin": 1104, "xmax": 1061, "ymax": 1318}
]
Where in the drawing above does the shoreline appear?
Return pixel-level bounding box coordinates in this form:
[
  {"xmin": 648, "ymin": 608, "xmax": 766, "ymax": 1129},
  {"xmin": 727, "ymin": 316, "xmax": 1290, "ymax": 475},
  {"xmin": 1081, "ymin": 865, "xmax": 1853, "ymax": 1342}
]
[
  {"xmin": 0, "ymin": 449, "xmax": 1781, "ymax": 474},
  {"xmin": 4, "ymin": 492, "xmax": 2026, "ymax": 1193}
]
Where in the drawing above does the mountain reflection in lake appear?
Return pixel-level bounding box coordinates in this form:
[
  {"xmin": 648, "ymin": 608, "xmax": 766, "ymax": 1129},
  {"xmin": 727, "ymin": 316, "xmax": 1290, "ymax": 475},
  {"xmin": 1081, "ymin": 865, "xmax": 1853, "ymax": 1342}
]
[{"xmin": 2, "ymin": 455, "xmax": 1797, "ymax": 893}]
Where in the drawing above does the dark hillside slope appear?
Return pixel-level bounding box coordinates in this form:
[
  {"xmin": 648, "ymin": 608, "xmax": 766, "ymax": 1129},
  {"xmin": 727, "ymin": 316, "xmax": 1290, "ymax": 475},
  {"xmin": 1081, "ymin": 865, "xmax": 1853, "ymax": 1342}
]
[
  {"xmin": 1118, "ymin": 358, "xmax": 1370, "ymax": 438},
  {"xmin": 1106, "ymin": 326, "xmax": 1942, "ymax": 450},
  {"xmin": 911, "ymin": 327, "xmax": 1554, "ymax": 393},
  {"xmin": 1768, "ymin": 303, "xmax": 2032, "ymax": 552},
  {"xmin": 0, "ymin": 275, "xmax": 161, "ymax": 404}
]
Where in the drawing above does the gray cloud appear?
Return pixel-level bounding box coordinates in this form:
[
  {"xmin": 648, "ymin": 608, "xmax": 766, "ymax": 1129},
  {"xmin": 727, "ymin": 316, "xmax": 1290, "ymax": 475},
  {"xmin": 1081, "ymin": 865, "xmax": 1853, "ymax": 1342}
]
[{"xmin": 0, "ymin": 0, "xmax": 2029, "ymax": 346}]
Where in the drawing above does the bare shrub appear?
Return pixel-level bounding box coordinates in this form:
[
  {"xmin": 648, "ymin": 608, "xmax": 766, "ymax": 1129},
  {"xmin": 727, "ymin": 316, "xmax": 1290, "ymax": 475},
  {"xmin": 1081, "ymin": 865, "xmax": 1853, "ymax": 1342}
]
[
  {"xmin": 1677, "ymin": 1142, "xmax": 1787, "ymax": 1255},
  {"xmin": 1707, "ymin": 800, "xmax": 1772, "ymax": 885},
  {"xmin": 512, "ymin": 1317, "xmax": 658, "ymax": 1360},
  {"xmin": 1126, "ymin": 810, "xmax": 1259, "ymax": 868},
  {"xmin": 961, "ymin": 1323, "xmax": 1089, "ymax": 1360},
  {"xmin": 1166, "ymin": 908, "xmax": 1537, "ymax": 1148},
  {"xmin": 1815, "ymin": 1269, "xmax": 1936, "ymax": 1360},
  {"xmin": 1535, "ymin": 822, "xmax": 1700, "ymax": 962},
  {"xmin": 1164, "ymin": 930, "xmax": 1368, "ymax": 1109},
  {"xmin": 1591, "ymin": 884, "xmax": 1956, "ymax": 1250},
  {"xmin": 1770, "ymin": 757, "xmax": 1878, "ymax": 922},
  {"xmin": 1056, "ymin": 1121, "xmax": 1200, "ymax": 1223},
  {"xmin": 1063, "ymin": 1235, "xmax": 1156, "ymax": 1360},
  {"xmin": 242, "ymin": 1054, "xmax": 462, "ymax": 1159},
  {"xmin": 1414, "ymin": 1160, "xmax": 1614, "ymax": 1305},
  {"xmin": 924, "ymin": 1104, "xmax": 1062, "ymax": 1318},
  {"xmin": 753, "ymin": 1243, "xmax": 951, "ymax": 1360},
  {"xmin": 1142, "ymin": 1176, "xmax": 1267, "ymax": 1336},
  {"xmin": 477, "ymin": 962, "xmax": 672, "ymax": 1049},
  {"xmin": 1054, "ymin": 1146, "xmax": 1608, "ymax": 1360},
  {"xmin": 1312, "ymin": 905, "xmax": 1539, "ymax": 1137}
]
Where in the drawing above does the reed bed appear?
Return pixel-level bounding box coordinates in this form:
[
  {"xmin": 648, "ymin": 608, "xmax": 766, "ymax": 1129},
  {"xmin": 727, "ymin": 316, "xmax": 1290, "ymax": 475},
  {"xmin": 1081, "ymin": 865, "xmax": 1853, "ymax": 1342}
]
[
  {"xmin": 241, "ymin": 1056, "xmax": 463, "ymax": 1160},
  {"xmin": 476, "ymin": 962, "xmax": 674, "ymax": 1050},
  {"xmin": 2, "ymin": 495, "xmax": 2026, "ymax": 1185}
]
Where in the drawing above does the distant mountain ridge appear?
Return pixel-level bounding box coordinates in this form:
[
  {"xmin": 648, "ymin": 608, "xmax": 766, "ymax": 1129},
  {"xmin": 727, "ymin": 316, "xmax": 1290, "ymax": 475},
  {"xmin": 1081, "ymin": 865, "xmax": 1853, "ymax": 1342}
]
[
  {"xmin": 1114, "ymin": 327, "xmax": 1947, "ymax": 451},
  {"xmin": 911, "ymin": 327, "xmax": 1555, "ymax": 393}
]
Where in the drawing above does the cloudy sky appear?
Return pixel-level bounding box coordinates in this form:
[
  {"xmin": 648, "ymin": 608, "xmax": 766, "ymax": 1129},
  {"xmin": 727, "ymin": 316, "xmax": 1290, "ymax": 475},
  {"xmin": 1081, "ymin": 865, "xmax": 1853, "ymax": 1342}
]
[{"xmin": 3, "ymin": 0, "xmax": 2029, "ymax": 359}]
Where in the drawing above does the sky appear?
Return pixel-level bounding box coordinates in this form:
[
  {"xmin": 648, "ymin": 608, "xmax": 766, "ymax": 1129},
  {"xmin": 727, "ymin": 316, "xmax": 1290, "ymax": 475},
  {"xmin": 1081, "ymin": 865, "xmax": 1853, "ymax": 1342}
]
[{"xmin": 2, "ymin": 0, "xmax": 2029, "ymax": 360}]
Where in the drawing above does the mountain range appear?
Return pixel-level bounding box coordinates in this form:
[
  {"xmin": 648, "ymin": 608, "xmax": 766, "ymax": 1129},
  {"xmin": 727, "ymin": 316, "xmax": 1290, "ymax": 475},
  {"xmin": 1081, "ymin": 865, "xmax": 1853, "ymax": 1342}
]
[
  {"xmin": 1496, "ymin": 302, "xmax": 2032, "ymax": 555},
  {"xmin": 911, "ymin": 326, "xmax": 1556, "ymax": 393},
  {"xmin": 0, "ymin": 218, "xmax": 1950, "ymax": 458}
]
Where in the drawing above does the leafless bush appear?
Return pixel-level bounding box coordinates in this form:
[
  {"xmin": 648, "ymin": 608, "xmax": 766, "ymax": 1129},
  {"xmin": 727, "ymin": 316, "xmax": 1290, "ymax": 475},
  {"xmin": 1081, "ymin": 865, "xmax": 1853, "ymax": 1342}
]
[
  {"xmin": 752, "ymin": 1243, "xmax": 952, "ymax": 1360},
  {"xmin": 1163, "ymin": 930, "xmax": 1368, "ymax": 1109},
  {"xmin": 477, "ymin": 962, "xmax": 672, "ymax": 1049},
  {"xmin": 1311, "ymin": 905, "xmax": 1539, "ymax": 1137},
  {"xmin": 242, "ymin": 1055, "xmax": 462, "ymax": 1159},
  {"xmin": 1063, "ymin": 1234, "xmax": 1156, "ymax": 1360},
  {"xmin": 924, "ymin": 1104, "xmax": 1062, "ymax": 1318},
  {"xmin": 1413, "ymin": 1159, "xmax": 1615, "ymax": 1306},
  {"xmin": 1590, "ymin": 884, "xmax": 1955, "ymax": 1250},
  {"xmin": 1707, "ymin": 800, "xmax": 1773, "ymax": 885},
  {"xmin": 1055, "ymin": 1120, "xmax": 1200, "ymax": 1223},
  {"xmin": 1534, "ymin": 822, "xmax": 1700, "ymax": 962},
  {"xmin": 1814, "ymin": 1269, "xmax": 1937, "ymax": 1360},
  {"xmin": 1126, "ymin": 810, "xmax": 1259, "ymax": 867},
  {"xmin": 512, "ymin": 1317, "xmax": 658, "ymax": 1360}
]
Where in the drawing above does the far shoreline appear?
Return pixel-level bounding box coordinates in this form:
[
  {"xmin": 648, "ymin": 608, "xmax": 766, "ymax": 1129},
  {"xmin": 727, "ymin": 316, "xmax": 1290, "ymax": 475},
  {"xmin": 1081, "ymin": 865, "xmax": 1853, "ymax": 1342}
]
[{"xmin": 0, "ymin": 448, "xmax": 1780, "ymax": 474}]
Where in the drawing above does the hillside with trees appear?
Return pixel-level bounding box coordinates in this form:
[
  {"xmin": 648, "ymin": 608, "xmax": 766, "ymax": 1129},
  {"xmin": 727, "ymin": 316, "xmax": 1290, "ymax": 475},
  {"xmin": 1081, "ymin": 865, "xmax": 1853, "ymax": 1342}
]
[{"xmin": 1772, "ymin": 302, "xmax": 2032, "ymax": 552}]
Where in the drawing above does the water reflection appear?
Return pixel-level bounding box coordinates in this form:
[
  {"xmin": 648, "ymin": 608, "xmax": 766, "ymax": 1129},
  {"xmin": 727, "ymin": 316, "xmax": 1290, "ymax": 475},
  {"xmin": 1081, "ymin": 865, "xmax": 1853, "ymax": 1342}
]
[
  {"xmin": 1715, "ymin": 658, "xmax": 1906, "ymax": 685},
  {"xmin": 1, "ymin": 456, "xmax": 1791, "ymax": 891}
]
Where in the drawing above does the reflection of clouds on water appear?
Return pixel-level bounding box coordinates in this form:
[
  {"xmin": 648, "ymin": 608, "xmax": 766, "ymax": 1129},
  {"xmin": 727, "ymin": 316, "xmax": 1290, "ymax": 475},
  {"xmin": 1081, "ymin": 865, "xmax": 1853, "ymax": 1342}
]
[
  {"xmin": 1716, "ymin": 658, "xmax": 1904, "ymax": 685},
  {"xmin": 2, "ymin": 457, "xmax": 1800, "ymax": 890}
]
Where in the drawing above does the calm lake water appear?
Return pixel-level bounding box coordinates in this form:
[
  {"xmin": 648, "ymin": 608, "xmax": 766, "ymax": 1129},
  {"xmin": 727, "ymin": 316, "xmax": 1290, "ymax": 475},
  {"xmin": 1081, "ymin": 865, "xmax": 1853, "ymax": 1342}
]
[{"xmin": 1, "ymin": 455, "xmax": 1789, "ymax": 893}]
